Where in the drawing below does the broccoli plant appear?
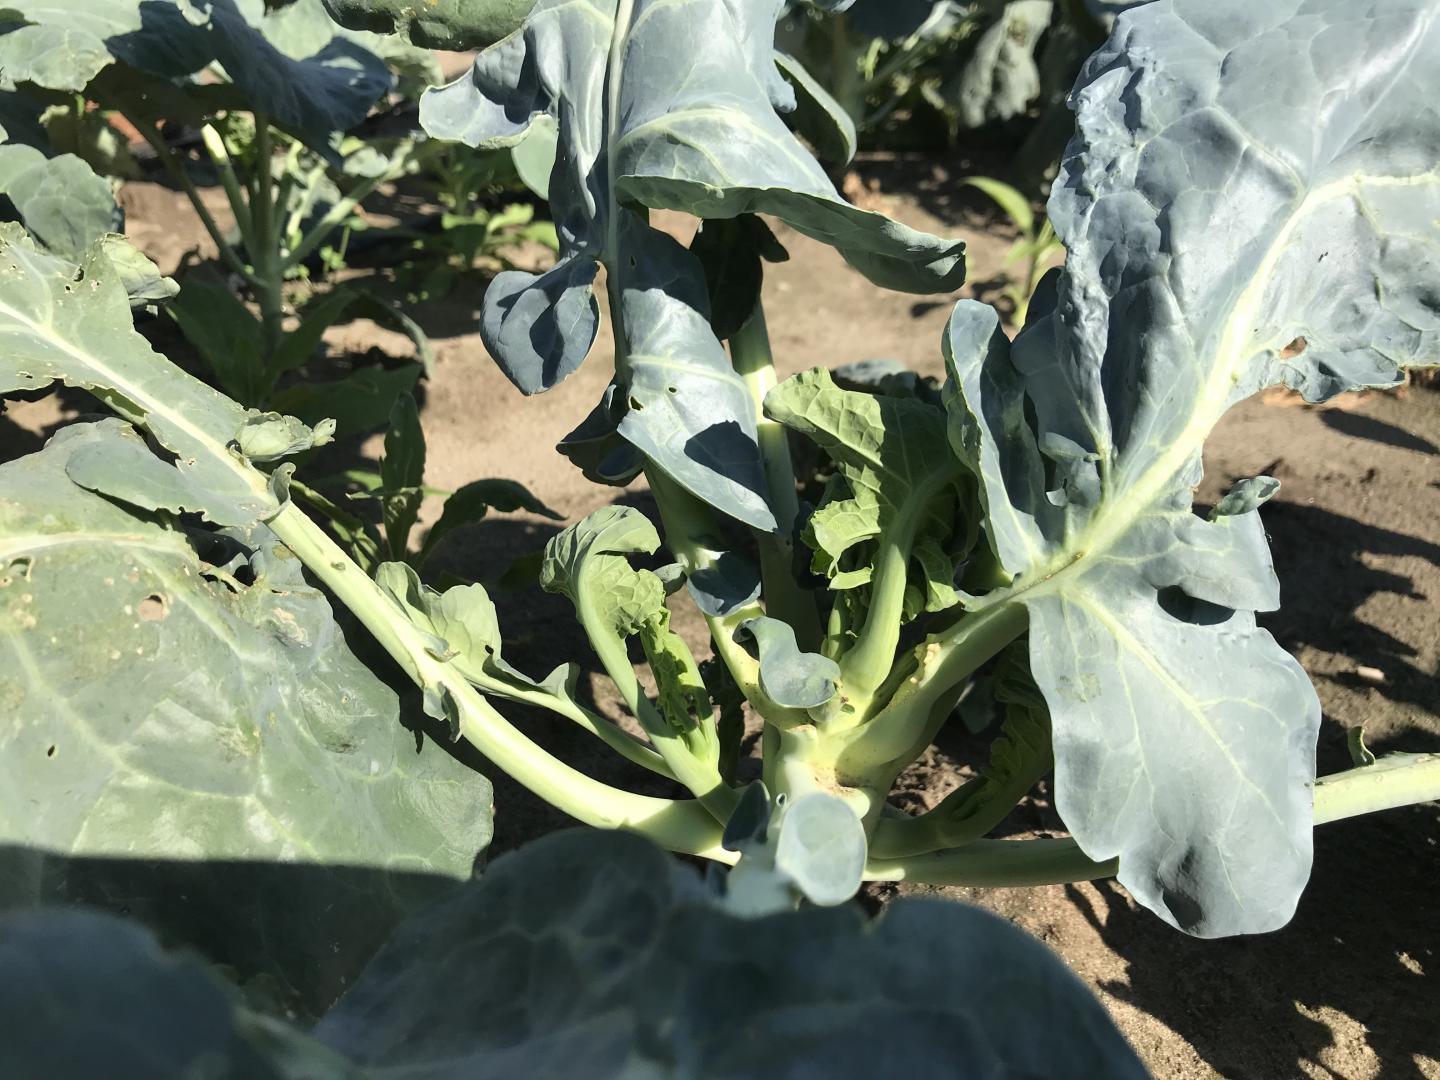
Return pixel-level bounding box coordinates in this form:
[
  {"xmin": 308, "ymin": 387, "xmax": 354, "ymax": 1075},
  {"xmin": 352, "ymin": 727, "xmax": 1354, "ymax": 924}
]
[{"xmin": 2, "ymin": 10, "xmax": 1439, "ymax": 1064}]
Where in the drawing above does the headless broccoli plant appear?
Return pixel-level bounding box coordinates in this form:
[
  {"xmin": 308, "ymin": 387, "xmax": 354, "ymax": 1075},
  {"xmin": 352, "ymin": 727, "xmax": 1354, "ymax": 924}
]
[
  {"xmin": 3, "ymin": 0, "xmax": 1439, "ymax": 977},
  {"xmin": 389, "ymin": 0, "xmax": 1440, "ymax": 932}
]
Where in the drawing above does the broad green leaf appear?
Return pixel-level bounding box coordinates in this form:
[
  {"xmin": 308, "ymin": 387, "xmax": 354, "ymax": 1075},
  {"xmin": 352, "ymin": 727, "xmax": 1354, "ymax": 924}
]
[
  {"xmin": 418, "ymin": 477, "xmax": 561, "ymax": 564},
  {"xmin": 168, "ymin": 267, "xmax": 268, "ymax": 405},
  {"xmin": 950, "ymin": 1, "xmax": 1052, "ymax": 130},
  {"xmin": 263, "ymin": 0, "xmax": 442, "ymax": 94},
  {"xmin": 941, "ymin": 0, "xmax": 1440, "ymax": 936},
  {"xmin": 320, "ymin": 0, "xmax": 537, "ymax": 51},
  {"xmin": 689, "ymin": 214, "xmax": 789, "ymax": 341},
  {"xmin": 1, "ymin": 0, "xmax": 392, "ymax": 144},
  {"xmin": 0, "ymin": 423, "xmax": 492, "ymax": 1014},
  {"xmin": 0, "ymin": 229, "xmax": 281, "ymax": 525},
  {"xmin": 314, "ymin": 830, "xmax": 1148, "ymax": 1077},
  {"xmin": 766, "ymin": 367, "xmax": 968, "ymax": 618},
  {"xmin": 735, "ymin": 615, "xmax": 840, "ymax": 709},
  {"xmin": 0, "ymin": 145, "xmax": 119, "ymax": 260},
  {"xmin": 421, "ymin": 0, "xmax": 964, "ymax": 294}
]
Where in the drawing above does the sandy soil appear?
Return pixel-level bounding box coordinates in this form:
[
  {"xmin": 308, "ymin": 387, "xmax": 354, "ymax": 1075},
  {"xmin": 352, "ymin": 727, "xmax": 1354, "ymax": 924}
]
[{"xmin": 4, "ymin": 156, "xmax": 1437, "ymax": 1080}]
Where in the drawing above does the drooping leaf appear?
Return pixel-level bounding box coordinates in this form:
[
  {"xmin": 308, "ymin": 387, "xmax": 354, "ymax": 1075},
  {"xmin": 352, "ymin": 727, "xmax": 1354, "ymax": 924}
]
[
  {"xmin": 0, "ymin": 145, "xmax": 119, "ymax": 260},
  {"xmin": 689, "ymin": 214, "xmax": 790, "ymax": 340},
  {"xmin": 418, "ymin": 0, "xmax": 965, "ymax": 529},
  {"xmin": 0, "ymin": 228, "xmax": 283, "ymax": 525},
  {"xmin": 950, "ymin": 1, "xmax": 1053, "ymax": 130},
  {"xmin": 314, "ymin": 830, "xmax": 1149, "ymax": 1077},
  {"xmin": 736, "ymin": 615, "xmax": 840, "ymax": 709},
  {"xmin": 940, "ymin": 0, "xmax": 1440, "ymax": 936},
  {"xmin": 0, "ymin": 423, "xmax": 492, "ymax": 1015},
  {"xmin": 0, "ymin": 0, "xmax": 392, "ymax": 145},
  {"xmin": 774, "ymin": 51, "xmax": 857, "ymax": 166}
]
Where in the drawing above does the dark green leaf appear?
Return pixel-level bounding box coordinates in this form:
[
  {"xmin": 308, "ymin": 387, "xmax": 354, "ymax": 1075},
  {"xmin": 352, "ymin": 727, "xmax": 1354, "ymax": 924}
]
[
  {"xmin": 381, "ymin": 393, "xmax": 425, "ymax": 557},
  {"xmin": 270, "ymin": 363, "xmax": 421, "ymax": 438},
  {"xmin": 315, "ymin": 830, "xmax": 1148, "ymax": 1078},
  {"xmin": 419, "ymin": 477, "xmax": 561, "ymax": 563},
  {"xmin": 168, "ymin": 268, "xmax": 267, "ymax": 405}
]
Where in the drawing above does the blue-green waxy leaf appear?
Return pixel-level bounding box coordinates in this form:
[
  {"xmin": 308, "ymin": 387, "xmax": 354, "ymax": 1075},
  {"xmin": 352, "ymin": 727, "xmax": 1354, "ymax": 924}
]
[
  {"xmin": 772, "ymin": 792, "xmax": 867, "ymax": 906},
  {"xmin": 941, "ymin": 0, "xmax": 1440, "ymax": 936},
  {"xmin": 773, "ymin": 51, "xmax": 857, "ymax": 165},
  {"xmin": 418, "ymin": 0, "xmax": 964, "ymax": 528},
  {"xmin": 0, "ymin": 424, "xmax": 492, "ymax": 1015},
  {"xmin": 736, "ymin": 615, "xmax": 840, "ymax": 708},
  {"xmin": 312, "ymin": 830, "xmax": 1147, "ymax": 1078},
  {"xmin": 0, "ymin": 0, "xmax": 392, "ymax": 144},
  {"xmin": 321, "ymin": 0, "xmax": 537, "ymax": 51},
  {"xmin": 0, "ymin": 910, "xmax": 311, "ymax": 1080},
  {"xmin": 722, "ymin": 781, "xmax": 773, "ymax": 852}
]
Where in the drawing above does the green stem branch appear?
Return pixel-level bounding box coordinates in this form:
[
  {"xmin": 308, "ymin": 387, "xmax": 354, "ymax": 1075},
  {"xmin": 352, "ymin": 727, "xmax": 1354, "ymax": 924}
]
[
  {"xmin": 729, "ymin": 304, "xmax": 821, "ymax": 650},
  {"xmin": 124, "ymin": 112, "xmax": 254, "ymax": 284},
  {"xmin": 266, "ymin": 501, "xmax": 732, "ymax": 861}
]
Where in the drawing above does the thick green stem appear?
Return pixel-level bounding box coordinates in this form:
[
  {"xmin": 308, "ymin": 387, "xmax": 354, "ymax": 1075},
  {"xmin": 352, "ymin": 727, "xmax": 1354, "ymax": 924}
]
[
  {"xmin": 249, "ymin": 117, "xmax": 285, "ymax": 359},
  {"xmin": 825, "ymin": 602, "xmax": 1029, "ymax": 787},
  {"xmin": 869, "ymin": 753, "xmax": 1440, "ymax": 883},
  {"xmin": 729, "ymin": 305, "xmax": 821, "ymax": 650},
  {"xmin": 1312, "ymin": 753, "xmax": 1440, "ymax": 824},
  {"xmin": 869, "ymin": 838, "xmax": 1116, "ymax": 887},
  {"xmin": 839, "ymin": 536, "xmax": 912, "ymax": 703},
  {"xmin": 266, "ymin": 501, "xmax": 732, "ymax": 861}
]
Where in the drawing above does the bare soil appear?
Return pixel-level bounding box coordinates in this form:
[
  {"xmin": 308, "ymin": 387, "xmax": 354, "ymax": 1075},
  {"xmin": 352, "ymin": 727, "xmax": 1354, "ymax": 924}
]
[{"xmin": 4, "ymin": 155, "xmax": 1437, "ymax": 1080}]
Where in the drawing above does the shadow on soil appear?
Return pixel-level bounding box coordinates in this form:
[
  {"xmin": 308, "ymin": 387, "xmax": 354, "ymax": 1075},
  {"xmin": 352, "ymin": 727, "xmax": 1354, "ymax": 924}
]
[{"xmin": 1067, "ymin": 798, "xmax": 1440, "ymax": 1080}]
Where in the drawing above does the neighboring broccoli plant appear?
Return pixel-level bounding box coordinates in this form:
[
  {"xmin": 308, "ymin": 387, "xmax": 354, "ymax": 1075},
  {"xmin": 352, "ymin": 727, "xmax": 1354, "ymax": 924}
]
[
  {"xmin": 2, "ymin": 17, "xmax": 1440, "ymax": 1060},
  {"xmin": 0, "ymin": 0, "xmax": 441, "ymax": 410}
]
